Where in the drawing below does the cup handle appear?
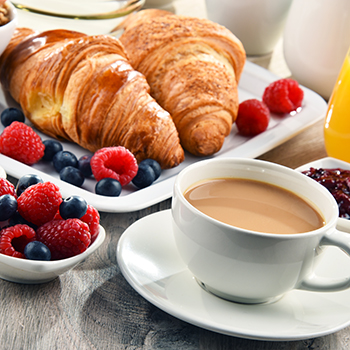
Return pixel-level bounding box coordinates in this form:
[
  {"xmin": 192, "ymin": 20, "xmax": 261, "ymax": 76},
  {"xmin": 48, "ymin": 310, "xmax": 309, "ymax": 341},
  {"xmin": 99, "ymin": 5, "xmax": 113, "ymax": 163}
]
[{"xmin": 298, "ymin": 218, "xmax": 350, "ymax": 292}]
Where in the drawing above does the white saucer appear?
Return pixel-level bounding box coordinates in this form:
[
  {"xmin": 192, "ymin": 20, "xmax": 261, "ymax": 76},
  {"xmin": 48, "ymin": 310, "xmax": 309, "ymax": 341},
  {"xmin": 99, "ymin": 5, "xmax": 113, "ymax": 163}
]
[{"xmin": 117, "ymin": 210, "xmax": 350, "ymax": 341}]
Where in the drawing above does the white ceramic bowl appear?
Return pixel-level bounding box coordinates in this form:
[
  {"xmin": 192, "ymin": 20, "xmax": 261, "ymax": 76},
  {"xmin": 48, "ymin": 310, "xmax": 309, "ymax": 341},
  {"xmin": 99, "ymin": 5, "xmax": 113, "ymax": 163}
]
[
  {"xmin": 0, "ymin": 1, "xmax": 17, "ymax": 57},
  {"xmin": 15, "ymin": 0, "xmax": 145, "ymax": 35},
  {"xmin": 145, "ymin": 0, "xmax": 174, "ymax": 8},
  {"xmin": 0, "ymin": 225, "xmax": 106, "ymax": 284},
  {"xmin": 0, "ymin": 165, "xmax": 6, "ymax": 178}
]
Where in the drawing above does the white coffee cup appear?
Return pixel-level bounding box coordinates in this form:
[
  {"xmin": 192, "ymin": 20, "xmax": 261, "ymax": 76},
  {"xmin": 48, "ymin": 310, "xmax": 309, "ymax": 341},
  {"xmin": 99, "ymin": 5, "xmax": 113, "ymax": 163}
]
[
  {"xmin": 205, "ymin": 0, "xmax": 293, "ymax": 56},
  {"xmin": 172, "ymin": 158, "xmax": 350, "ymax": 304}
]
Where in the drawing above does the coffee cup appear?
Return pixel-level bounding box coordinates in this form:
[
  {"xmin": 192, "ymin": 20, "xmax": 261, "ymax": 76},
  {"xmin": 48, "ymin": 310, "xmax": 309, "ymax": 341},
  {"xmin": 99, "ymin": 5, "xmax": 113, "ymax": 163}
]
[{"xmin": 171, "ymin": 158, "xmax": 350, "ymax": 304}]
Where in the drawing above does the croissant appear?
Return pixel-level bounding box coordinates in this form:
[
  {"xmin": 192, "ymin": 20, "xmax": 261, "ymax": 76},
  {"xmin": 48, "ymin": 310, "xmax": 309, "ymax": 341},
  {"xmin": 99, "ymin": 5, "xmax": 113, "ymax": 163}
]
[
  {"xmin": 119, "ymin": 10, "xmax": 246, "ymax": 157},
  {"xmin": 0, "ymin": 28, "xmax": 184, "ymax": 169}
]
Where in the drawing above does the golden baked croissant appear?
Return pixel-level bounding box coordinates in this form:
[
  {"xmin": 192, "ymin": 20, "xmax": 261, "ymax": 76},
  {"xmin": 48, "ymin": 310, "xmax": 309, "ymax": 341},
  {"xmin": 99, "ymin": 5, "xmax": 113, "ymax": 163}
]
[
  {"xmin": 0, "ymin": 28, "xmax": 184, "ymax": 169},
  {"xmin": 119, "ymin": 10, "xmax": 246, "ymax": 156}
]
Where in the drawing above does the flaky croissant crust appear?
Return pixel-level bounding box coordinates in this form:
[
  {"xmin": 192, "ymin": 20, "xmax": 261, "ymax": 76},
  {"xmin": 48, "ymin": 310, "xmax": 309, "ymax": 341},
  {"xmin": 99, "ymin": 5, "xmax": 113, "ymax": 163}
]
[
  {"xmin": 0, "ymin": 28, "xmax": 184, "ymax": 169},
  {"xmin": 120, "ymin": 10, "xmax": 246, "ymax": 156},
  {"xmin": 120, "ymin": 11, "xmax": 246, "ymax": 81}
]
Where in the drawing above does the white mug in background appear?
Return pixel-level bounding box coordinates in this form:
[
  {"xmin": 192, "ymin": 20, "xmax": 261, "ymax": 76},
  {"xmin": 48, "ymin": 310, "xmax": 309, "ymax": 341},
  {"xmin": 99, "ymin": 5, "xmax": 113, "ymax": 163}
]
[
  {"xmin": 283, "ymin": 0, "xmax": 350, "ymax": 100},
  {"xmin": 171, "ymin": 158, "xmax": 350, "ymax": 304},
  {"xmin": 205, "ymin": 0, "xmax": 293, "ymax": 56}
]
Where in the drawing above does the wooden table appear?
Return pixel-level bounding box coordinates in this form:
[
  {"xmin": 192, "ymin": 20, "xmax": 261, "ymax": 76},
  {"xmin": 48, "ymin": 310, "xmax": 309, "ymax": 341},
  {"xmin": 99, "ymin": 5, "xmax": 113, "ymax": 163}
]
[{"xmin": 2, "ymin": 1, "xmax": 348, "ymax": 349}]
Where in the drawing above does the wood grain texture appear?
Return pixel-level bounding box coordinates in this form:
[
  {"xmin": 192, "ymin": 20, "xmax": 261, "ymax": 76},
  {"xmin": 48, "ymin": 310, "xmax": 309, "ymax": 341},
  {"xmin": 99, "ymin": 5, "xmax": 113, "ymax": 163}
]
[{"xmin": 257, "ymin": 119, "xmax": 328, "ymax": 169}]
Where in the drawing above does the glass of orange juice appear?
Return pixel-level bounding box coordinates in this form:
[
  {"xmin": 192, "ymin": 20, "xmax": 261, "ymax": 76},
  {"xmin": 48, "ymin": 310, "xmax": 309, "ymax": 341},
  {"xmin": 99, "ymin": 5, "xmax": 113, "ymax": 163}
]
[{"xmin": 324, "ymin": 48, "xmax": 350, "ymax": 162}]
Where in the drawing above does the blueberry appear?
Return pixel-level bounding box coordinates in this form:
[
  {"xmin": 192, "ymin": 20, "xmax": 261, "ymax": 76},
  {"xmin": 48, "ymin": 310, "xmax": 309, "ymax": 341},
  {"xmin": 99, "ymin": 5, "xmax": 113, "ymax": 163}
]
[
  {"xmin": 132, "ymin": 164, "xmax": 156, "ymax": 189},
  {"xmin": 60, "ymin": 166, "xmax": 85, "ymax": 187},
  {"xmin": 95, "ymin": 178, "xmax": 122, "ymax": 196},
  {"xmin": 9, "ymin": 211, "xmax": 37, "ymax": 230},
  {"xmin": 139, "ymin": 159, "xmax": 161, "ymax": 180},
  {"xmin": 42, "ymin": 140, "xmax": 63, "ymax": 161},
  {"xmin": 16, "ymin": 174, "xmax": 43, "ymax": 197},
  {"xmin": 24, "ymin": 241, "xmax": 51, "ymax": 261},
  {"xmin": 59, "ymin": 195, "xmax": 88, "ymax": 219},
  {"xmin": 78, "ymin": 155, "xmax": 93, "ymax": 177},
  {"xmin": 0, "ymin": 195, "xmax": 17, "ymax": 221},
  {"xmin": 53, "ymin": 151, "xmax": 78, "ymax": 172},
  {"xmin": 1, "ymin": 107, "xmax": 25, "ymax": 127}
]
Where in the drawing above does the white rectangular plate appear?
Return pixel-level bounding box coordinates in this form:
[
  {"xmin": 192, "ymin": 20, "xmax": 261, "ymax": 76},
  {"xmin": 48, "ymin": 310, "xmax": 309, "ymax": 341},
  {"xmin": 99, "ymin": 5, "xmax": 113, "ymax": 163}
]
[{"xmin": 0, "ymin": 60, "xmax": 327, "ymax": 212}]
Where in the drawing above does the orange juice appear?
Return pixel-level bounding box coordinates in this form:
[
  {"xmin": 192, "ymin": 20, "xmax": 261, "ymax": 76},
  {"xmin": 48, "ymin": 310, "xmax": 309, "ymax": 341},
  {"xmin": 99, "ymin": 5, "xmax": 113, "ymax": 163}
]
[{"xmin": 324, "ymin": 50, "xmax": 350, "ymax": 162}]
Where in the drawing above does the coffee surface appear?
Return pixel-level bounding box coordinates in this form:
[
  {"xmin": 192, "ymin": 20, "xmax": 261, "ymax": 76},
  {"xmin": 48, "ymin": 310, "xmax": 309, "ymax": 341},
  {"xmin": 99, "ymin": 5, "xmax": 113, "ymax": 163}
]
[{"xmin": 184, "ymin": 178, "xmax": 325, "ymax": 234}]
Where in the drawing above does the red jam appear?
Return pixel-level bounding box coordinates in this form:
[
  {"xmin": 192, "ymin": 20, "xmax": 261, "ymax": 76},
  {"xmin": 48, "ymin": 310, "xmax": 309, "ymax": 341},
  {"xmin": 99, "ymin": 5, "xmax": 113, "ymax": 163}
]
[{"xmin": 303, "ymin": 167, "xmax": 350, "ymax": 219}]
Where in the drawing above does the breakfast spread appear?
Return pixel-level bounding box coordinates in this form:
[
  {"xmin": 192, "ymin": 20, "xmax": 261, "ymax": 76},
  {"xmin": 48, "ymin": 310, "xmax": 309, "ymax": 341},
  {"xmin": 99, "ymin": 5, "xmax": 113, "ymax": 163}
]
[
  {"xmin": 0, "ymin": 0, "xmax": 10, "ymax": 26},
  {"xmin": 0, "ymin": 9, "xmax": 307, "ymax": 209},
  {"xmin": 0, "ymin": 7, "xmax": 307, "ymax": 178},
  {"xmin": 119, "ymin": 9, "xmax": 246, "ymax": 156},
  {"xmin": 302, "ymin": 167, "xmax": 350, "ymax": 219},
  {"xmin": 0, "ymin": 107, "xmax": 163, "ymax": 194},
  {"xmin": 0, "ymin": 27, "xmax": 184, "ymax": 170}
]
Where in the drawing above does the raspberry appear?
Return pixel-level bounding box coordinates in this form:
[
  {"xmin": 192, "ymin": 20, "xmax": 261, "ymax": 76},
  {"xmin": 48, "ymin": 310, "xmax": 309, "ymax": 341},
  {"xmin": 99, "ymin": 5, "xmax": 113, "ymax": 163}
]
[
  {"xmin": 0, "ymin": 224, "xmax": 36, "ymax": 258},
  {"xmin": 91, "ymin": 147, "xmax": 138, "ymax": 186},
  {"xmin": 54, "ymin": 204, "xmax": 100, "ymax": 243},
  {"xmin": 17, "ymin": 182, "xmax": 62, "ymax": 226},
  {"xmin": 0, "ymin": 177, "xmax": 17, "ymax": 198},
  {"xmin": 263, "ymin": 78, "xmax": 304, "ymax": 114},
  {"xmin": 36, "ymin": 219, "xmax": 91, "ymax": 260},
  {"xmin": 80, "ymin": 205, "xmax": 100, "ymax": 243},
  {"xmin": 0, "ymin": 122, "xmax": 45, "ymax": 165},
  {"xmin": 235, "ymin": 99, "xmax": 270, "ymax": 136}
]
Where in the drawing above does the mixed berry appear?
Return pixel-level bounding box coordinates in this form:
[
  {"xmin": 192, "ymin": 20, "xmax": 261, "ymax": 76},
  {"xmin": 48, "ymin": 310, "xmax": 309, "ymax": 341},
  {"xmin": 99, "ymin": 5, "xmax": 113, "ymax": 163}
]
[
  {"xmin": 236, "ymin": 78, "xmax": 304, "ymax": 136},
  {"xmin": 0, "ymin": 175, "xmax": 100, "ymax": 261},
  {"xmin": 0, "ymin": 121, "xmax": 45, "ymax": 165},
  {"xmin": 36, "ymin": 218, "xmax": 91, "ymax": 260},
  {"xmin": 132, "ymin": 159, "xmax": 162, "ymax": 189},
  {"xmin": 263, "ymin": 78, "xmax": 304, "ymax": 114},
  {"xmin": 78, "ymin": 155, "xmax": 93, "ymax": 178},
  {"xmin": 236, "ymin": 99, "xmax": 270, "ymax": 136},
  {"xmin": 16, "ymin": 173, "xmax": 43, "ymax": 196},
  {"xmin": 0, "ymin": 177, "xmax": 16, "ymax": 198},
  {"xmin": 95, "ymin": 178, "xmax": 122, "ymax": 197},
  {"xmin": 0, "ymin": 107, "xmax": 25, "ymax": 127},
  {"xmin": 60, "ymin": 166, "xmax": 85, "ymax": 187},
  {"xmin": 42, "ymin": 140, "xmax": 63, "ymax": 162},
  {"xmin": 24, "ymin": 241, "xmax": 51, "ymax": 261},
  {"xmin": 0, "ymin": 77, "xmax": 304, "ymax": 197},
  {"xmin": 90, "ymin": 146, "xmax": 138, "ymax": 186},
  {"xmin": 0, "ymin": 194, "xmax": 17, "ymax": 221},
  {"xmin": 52, "ymin": 150, "xmax": 79, "ymax": 172},
  {"xmin": 0, "ymin": 224, "xmax": 36, "ymax": 259},
  {"xmin": 0, "ymin": 109, "xmax": 162, "ymax": 196}
]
